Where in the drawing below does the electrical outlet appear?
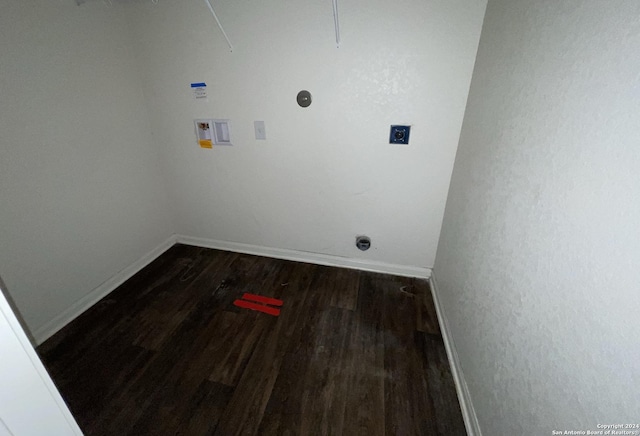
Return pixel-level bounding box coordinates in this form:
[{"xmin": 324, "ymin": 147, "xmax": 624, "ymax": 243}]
[{"xmin": 389, "ymin": 125, "xmax": 411, "ymax": 145}]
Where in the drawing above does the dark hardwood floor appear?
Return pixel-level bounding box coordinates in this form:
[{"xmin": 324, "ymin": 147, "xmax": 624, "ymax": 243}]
[{"xmin": 38, "ymin": 244, "xmax": 466, "ymax": 435}]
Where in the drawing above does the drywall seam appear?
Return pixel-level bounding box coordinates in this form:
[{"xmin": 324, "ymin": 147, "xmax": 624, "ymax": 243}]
[
  {"xmin": 32, "ymin": 235, "xmax": 178, "ymax": 345},
  {"xmin": 429, "ymin": 271, "xmax": 482, "ymax": 436},
  {"xmin": 176, "ymin": 235, "xmax": 431, "ymax": 278}
]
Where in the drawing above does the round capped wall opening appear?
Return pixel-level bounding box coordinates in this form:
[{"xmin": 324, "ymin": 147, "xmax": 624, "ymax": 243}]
[
  {"xmin": 297, "ymin": 90, "xmax": 312, "ymax": 107},
  {"xmin": 356, "ymin": 236, "xmax": 371, "ymax": 251}
]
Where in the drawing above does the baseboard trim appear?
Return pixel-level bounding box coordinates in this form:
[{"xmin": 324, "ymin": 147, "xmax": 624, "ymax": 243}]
[
  {"xmin": 429, "ymin": 272, "xmax": 482, "ymax": 436},
  {"xmin": 32, "ymin": 235, "xmax": 178, "ymax": 345},
  {"xmin": 175, "ymin": 235, "xmax": 431, "ymax": 279}
]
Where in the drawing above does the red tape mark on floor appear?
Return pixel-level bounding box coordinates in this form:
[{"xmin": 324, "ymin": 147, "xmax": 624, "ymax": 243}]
[
  {"xmin": 241, "ymin": 293, "xmax": 283, "ymax": 307},
  {"xmin": 233, "ymin": 299, "xmax": 281, "ymax": 316}
]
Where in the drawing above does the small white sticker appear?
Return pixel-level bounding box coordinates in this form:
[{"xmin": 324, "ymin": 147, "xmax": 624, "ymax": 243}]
[{"xmin": 191, "ymin": 82, "xmax": 207, "ymax": 100}]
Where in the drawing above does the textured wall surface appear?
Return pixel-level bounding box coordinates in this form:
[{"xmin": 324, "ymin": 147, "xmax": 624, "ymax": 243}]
[
  {"xmin": 434, "ymin": 0, "xmax": 640, "ymax": 433},
  {"xmin": 125, "ymin": 0, "xmax": 487, "ymax": 269},
  {"xmin": 0, "ymin": 0, "xmax": 173, "ymax": 334}
]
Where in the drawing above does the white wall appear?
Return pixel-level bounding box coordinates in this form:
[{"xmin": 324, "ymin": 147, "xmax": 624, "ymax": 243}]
[
  {"xmin": 0, "ymin": 0, "xmax": 173, "ymax": 340},
  {"xmin": 126, "ymin": 0, "xmax": 487, "ymax": 269},
  {"xmin": 435, "ymin": 0, "xmax": 640, "ymax": 433}
]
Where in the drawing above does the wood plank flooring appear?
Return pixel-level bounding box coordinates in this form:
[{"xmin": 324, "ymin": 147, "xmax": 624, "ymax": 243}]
[{"xmin": 38, "ymin": 244, "xmax": 466, "ymax": 436}]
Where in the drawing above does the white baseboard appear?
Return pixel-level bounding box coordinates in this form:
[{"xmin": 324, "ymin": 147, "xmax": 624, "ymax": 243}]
[
  {"xmin": 175, "ymin": 235, "xmax": 431, "ymax": 279},
  {"xmin": 429, "ymin": 272, "xmax": 482, "ymax": 436},
  {"xmin": 32, "ymin": 234, "xmax": 429, "ymax": 345},
  {"xmin": 32, "ymin": 235, "xmax": 178, "ymax": 345}
]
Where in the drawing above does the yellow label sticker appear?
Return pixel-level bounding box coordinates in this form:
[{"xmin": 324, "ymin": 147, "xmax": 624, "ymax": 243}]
[{"xmin": 199, "ymin": 139, "xmax": 213, "ymax": 149}]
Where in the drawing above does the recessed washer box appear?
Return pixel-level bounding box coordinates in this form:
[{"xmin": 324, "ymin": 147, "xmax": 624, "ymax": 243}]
[
  {"xmin": 194, "ymin": 119, "xmax": 232, "ymax": 148},
  {"xmin": 389, "ymin": 125, "xmax": 411, "ymax": 145},
  {"xmin": 212, "ymin": 119, "xmax": 232, "ymax": 145}
]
